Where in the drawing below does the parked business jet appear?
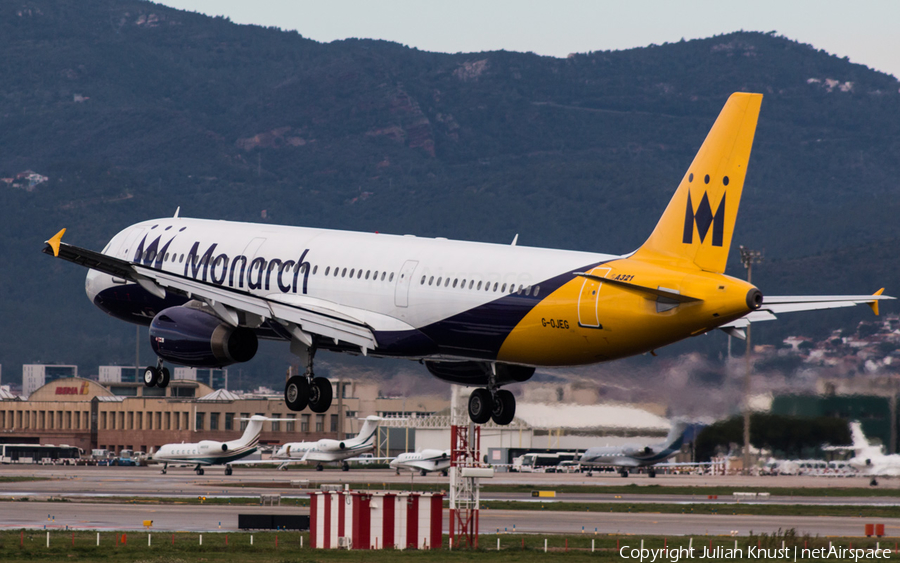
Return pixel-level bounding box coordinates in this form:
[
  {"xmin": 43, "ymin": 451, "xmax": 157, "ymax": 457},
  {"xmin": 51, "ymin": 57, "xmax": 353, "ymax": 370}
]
[
  {"xmin": 44, "ymin": 93, "xmax": 892, "ymax": 426},
  {"xmin": 270, "ymin": 415, "xmax": 380, "ymax": 471},
  {"xmin": 150, "ymin": 414, "xmax": 266, "ymax": 475},
  {"xmin": 390, "ymin": 449, "xmax": 451, "ymax": 476},
  {"xmin": 579, "ymin": 421, "xmax": 689, "ymax": 477},
  {"xmin": 836, "ymin": 421, "xmax": 900, "ymax": 484}
]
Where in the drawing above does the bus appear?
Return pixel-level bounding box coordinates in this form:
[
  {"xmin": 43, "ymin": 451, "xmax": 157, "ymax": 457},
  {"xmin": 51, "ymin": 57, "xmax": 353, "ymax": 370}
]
[
  {"xmin": 0, "ymin": 444, "xmax": 83, "ymax": 464},
  {"xmin": 511, "ymin": 452, "xmax": 579, "ymax": 473}
]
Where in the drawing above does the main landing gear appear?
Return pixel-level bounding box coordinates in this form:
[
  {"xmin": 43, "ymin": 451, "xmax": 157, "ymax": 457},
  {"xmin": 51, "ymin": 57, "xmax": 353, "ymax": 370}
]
[
  {"xmin": 467, "ymin": 366, "xmax": 516, "ymax": 425},
  {"xmin": 225, "ymin": 465, "xmax": 233, "ymax": 476},
  {"xmin": 194, "ymin": 465, "xmax": 205, "ymax": 476},
  {"xmin": 143, "ymin": 358, "xmax": 170, "ymax": 389},
  {"xmin": 284, "ymin": 346, "xmax": 333, "ymax": 413}
]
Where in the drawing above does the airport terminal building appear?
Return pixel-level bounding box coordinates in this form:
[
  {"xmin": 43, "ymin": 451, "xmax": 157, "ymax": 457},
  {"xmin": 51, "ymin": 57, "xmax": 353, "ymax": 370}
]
[{"xmin": 0, "ymin": 377, "xmax": 446, "ymax": 455}]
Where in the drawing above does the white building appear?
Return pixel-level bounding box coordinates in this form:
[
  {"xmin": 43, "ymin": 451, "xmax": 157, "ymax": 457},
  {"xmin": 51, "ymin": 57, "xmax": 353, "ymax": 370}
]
[{"xmin": 173, "ymin": 367, "xmax": 229, "ymax": 390}]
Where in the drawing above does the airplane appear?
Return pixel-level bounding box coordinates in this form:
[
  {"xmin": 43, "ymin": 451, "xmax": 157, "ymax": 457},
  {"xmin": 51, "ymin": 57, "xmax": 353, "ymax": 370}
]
[
  {"xmin": 149, "ymin": 414, "xmax": 266, "ymax": 476},
  {"xmin": 834, "ymin": 421, "xmax": 900, "ymax": 484},
  {"xmin": 390, "ymin": 449, "xmax": 451, "ymax": 476},
  {"xmin": 579, "ymin": 421, "xmax": 689, "ymax": 478},
  {"xmin": 43, "ymin": 92, "xmax": 893, "ymax": 426},
  {"xmin": 270, "ymin": 415, "xmax": 380, "ymax": 471}
]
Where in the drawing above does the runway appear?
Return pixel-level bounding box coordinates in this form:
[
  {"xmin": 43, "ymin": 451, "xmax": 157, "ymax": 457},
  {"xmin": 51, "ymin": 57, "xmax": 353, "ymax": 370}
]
[{"xmin": 2, "ymin": 465, "xmax": 898, "ymax": 536}]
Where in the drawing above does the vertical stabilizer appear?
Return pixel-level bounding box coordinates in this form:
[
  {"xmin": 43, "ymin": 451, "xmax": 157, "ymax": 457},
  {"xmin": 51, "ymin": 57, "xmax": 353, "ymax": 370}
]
[
  {"xmin": 236, "ymin": 415, "xmax": 266, "ymax": 449},
  {"xmin": 356, "ymin": 416, "xmax": 381, "ymax": 446},
  {"xmin": 661, "ymin": 420, "xmax": 690, "ymax": 451},
  {"xmin": 633, "ymin": 93, "xmax": 763, "ymax": 273}
]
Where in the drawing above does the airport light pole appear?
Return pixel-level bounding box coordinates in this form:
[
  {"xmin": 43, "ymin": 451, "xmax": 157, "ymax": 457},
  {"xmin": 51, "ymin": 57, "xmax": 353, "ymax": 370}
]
[{"xmin": 740, "ymin": 246, "xmax": 763, "ymax": 475}]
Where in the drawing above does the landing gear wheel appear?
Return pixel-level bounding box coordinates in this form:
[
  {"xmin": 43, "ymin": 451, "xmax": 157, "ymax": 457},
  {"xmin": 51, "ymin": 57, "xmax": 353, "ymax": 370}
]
[
  {"xmin": 395, "ymin": 469, "xmax": 400, "ymax": 475},
  {"xmin": 441, "ymin": 470, "xmax": 448, "ymax": 477},
  {"xmin": 157, "ymin": 367, "xmax": 170, "ymax": 389},
  {"xmin": 490, "ymin": 389, "xmax": 516, "ymax": 425},
  {"xmin": 225, "ymin": 465, "xmax": 233, "ymax": 476},
  {"xmin": 620, "ymin": 470, "xmax": 629, "ymax": 478},
  {"xmin": 315, "ymin": 463, "xmax": 324, "ymax": 472},
  {"xmin": 284, "ymin": 376, "xmax": 309, "ymax": 412},
  {"xmin": 648, "ymin": 469, "xmax": 656, "ymax": 478},
  {"xmin": 871, "ymin": 477, "xmax": 879, "ymax": 486},
  {"xmin": 468, "ymin": 388, "xmax": 492, "ymax": 424},
  {"xmin": 196, "ymin": 468, "xmax": 205, "ymax": 476},
  {"xmin": 420, "ymin": 469, "xmax": 427, "ymax": 476},
  {"xmin": 143, "ymin": 366, "xmax": 159, "ymax": 387},
  {"xmin": 341, "ymin": 462, "xmax": 349, "ymax": 472},
  {"xmin": 161, "ymin": 468, "xmax": 167, "ymax": 475},
  {"xmin": 308, "ymin": 377, "xmax": 333, "ymax": 413}
]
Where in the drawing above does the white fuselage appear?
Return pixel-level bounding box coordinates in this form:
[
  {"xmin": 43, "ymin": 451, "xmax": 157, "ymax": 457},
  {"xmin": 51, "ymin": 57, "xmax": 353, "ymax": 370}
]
[
  {"xmin": 151, "ymin": 416, "xmax": 264, "ymax": 466},
  {"xmin": 390, "ymin": 449, "xmax": 451, "ymax": 474}
]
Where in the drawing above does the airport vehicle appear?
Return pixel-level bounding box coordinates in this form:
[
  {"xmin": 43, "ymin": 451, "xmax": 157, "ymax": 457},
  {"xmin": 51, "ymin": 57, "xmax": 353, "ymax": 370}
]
[
  {"xmin": 579, "ymin": 421, "xmax": 689, "ymax": 477},
  {"xmin": 149, "ymin": 414, "xmax": 266, "ymax": 475},
  {"xmin": 43, "ymin": 93, "xmax": 892, "ymax": 426},
  {"xmin": 270, "ymin": 415, "xmax": 380, "ymax": 471},
  {"xmin": 390, "ymin": 449, "xmax": 451, "ymax": 476},
  {"xmin": 512, "ymin": 452, "xmax": 580, "ymax": 473},
  {"xmin": 116, "ymin": 449, "xmax": 138, "ymax": 467},
  {"xmin": 0, "ymin": 444, "xmax": 82, "ymax": 464}
]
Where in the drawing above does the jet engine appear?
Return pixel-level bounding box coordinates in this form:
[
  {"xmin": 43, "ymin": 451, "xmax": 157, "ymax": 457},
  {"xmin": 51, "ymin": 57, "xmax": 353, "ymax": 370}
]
[
  {"xmin": 149, "ymin": 306, "xmax": 258, "ymax": 367},
  {"xmin": 425, "ymin": 361, "xmax": 534, "ymax": 386},
  {"xmin": 316, "ymin": 439, "xmax": 346, "ymax": 451}
]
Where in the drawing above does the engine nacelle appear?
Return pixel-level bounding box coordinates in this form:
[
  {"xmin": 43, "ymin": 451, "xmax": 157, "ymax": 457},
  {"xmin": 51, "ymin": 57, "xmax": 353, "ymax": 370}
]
[
  {"xmin": 150, "ymin": 306, "xmax": 258, "ymax": 367},
  {"xmin": 316, "ymin": 439, "xmax": 345, "ymax": 452},
  {"xmin": 425, "ymin": 361, "xmax": 534, "ymax": 386}
]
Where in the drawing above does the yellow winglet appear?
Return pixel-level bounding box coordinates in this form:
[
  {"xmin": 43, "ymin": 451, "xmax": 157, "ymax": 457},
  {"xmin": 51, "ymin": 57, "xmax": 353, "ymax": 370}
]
[
  {"xmin": 869, "ymin": 288, "xmax": 885, "ymax": 316},
  {"xmin": 46, "ymin": 228, "xmax": 66, "ymax": 257}
]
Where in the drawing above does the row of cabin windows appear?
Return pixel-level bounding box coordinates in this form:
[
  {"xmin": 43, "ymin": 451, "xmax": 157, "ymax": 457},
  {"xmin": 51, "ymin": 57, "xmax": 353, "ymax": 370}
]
[{"xmin": 420, "ymin": 275, "xmax": 540, "ymax": 297}]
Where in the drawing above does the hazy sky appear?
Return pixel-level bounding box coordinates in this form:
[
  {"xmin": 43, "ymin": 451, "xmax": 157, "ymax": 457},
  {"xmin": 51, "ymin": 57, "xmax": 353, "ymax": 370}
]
[{"xmin": 155, "ymin": 1, "xmax": 900, "ymax": 79}]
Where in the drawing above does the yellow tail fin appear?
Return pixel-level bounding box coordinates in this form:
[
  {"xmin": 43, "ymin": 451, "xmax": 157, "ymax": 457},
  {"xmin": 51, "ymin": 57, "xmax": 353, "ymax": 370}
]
[{"xmin": 633, "ymin": 93, "xmax": 763, "ymax": 273}]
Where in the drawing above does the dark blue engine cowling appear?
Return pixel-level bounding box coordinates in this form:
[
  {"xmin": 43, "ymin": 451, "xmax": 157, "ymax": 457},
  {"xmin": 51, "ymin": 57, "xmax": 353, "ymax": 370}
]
[{"xmin": 149, "ymin": 306, "xmax": 258, "ymax": 368}]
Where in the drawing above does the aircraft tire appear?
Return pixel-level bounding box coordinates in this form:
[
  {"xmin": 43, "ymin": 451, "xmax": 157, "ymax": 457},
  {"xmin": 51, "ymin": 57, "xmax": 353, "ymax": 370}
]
[
  {"xmin": 197, "ymin": 468, "xmax": 204, "ymax": 476},
  {"xmin": 342, "ymin": 462, "xmax": 349, "ymax": 472},
  {"xmin": 143, "ymin": 366, "xmax": 159, "ymax": 388},
  {"xmin": 490, "ymin": 389, "xmax": 516, "ymax": 425},
  {"xmin": 620, "ymin": 470, "xmax": 628, "ymax": 478},
  {"xmin": 441, "ymin": 470, "xmax": 448, "ymax": 477},
  {"xmin": 316, "ymin": 464, "xmax": 324, "ymax": 472},
  {"xmin": 420, "ymin": 469, "xmax": 427, "ymax": 476},
  {"xmin": 468, "ymin": 388, "xmax": 492, "ymax": 424},
  {"xmin": 648, "ymin": 469, "xmax": 656, "ymax": 478},
  {"xmin": 157, "ymin": 367, "xmax": 170, "ymax": 389},
  {"xmin": 225, "ymin": 465, "xmax": 233, "ymax": 476},
  {"xmin": 308, "ymin": 377, "xmax": 333, "ymax": 413},
  {"xmin": 284, "ymin": 376, "xmax": 309, "ymax": 411}
]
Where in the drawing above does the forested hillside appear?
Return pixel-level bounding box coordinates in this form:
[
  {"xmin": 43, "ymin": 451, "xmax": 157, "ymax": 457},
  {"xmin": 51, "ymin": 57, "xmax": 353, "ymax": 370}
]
[{"xmin": 1, "ymin": 1, "xmax": 898, "ymax": 386}]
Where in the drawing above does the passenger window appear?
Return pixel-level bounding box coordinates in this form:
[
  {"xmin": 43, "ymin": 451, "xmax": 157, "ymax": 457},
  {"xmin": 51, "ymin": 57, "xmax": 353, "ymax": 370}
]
[
  {"xmin": 335, "ymin": 267, "xmax": 340, "ymax": 277},
  {"xmin": 373, "ymin": 270, "xmax": 378, "ymax": 279},
  {"xmin": 313, "ymin": 265, "xmax": 318, "ymax": 275},
  {"xmin": 179, "ymin": 254, "xmax": 184, "ymax": 263},
  {"xmin": 493, "ymin": 282, "xmax": 498, "ymax": 292},
  {"xmin": 381, "ymin": 272, "xmax": 386, "ymax": 281},
  {"xmin": 357, "ymin": 270, "xmax": 363, "ymax": 279},
  {"xmin": 453, "ymin": 279, "xmax": 458, "ymax": 288},
  {"xmin": 469, "ymin": 280, "xmax": 474, "ymax": 289},
  {"xmin": 437, "ymin": 277, "xmax": 442, "ymax": 286},
  {"xmin": 444, "ymin": 278, "xmax": 450, "ymax": 287},
  {"xmin": 429, "ymin": 276, "xmax": 434, "ymax": 285},
  {"xmin": 389, "ymin": 273, "xmax": 394, "ymax": 282},
  {"xmin": 421, "ymin": 275, "xmax": 426, "ymax": 285},
  {"xmin": 342, "ymin": 268, "xmax": 347, "ymax": 277},
  {"xmin": 366, "ymin": 270, "xmax": 371, "ymax": 279},
  {"xmin": 349, "ymin": 269, "xmax": 355, "ymax": 278},
  {"xmin": 477, "ymin": 281, "xmax": 482, "ymax": 290},
  {"xmin": 534, "ymin": 285, "xmax": 540, "ymax": 297}
]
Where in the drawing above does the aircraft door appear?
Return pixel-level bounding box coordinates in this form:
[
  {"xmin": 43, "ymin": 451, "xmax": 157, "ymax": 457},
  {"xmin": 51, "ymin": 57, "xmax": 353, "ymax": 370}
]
[
  {"xmin": 394, "ymin": 260, "xmax": 419, "ymax": 308},
  {"xmin": 119, "ymin": 227, "xmax": 146, "ymax": 261},
  {"xmin": 577, "ymin": 267, "xmax": 610, "ymax": 328}
]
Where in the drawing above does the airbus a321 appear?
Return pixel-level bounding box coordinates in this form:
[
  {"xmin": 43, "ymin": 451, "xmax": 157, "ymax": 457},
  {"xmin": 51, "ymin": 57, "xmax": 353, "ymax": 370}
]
[
  {"xmin": 150, "ymin": 414, "xmax": 266, "ymax": 475},
  {"xmin": 44, "ymin": 93, "xmax": 892, "ymax": 425},
  {"xmin": 270, "ymin": 415, "xmax": 380, "ymax": 471}
]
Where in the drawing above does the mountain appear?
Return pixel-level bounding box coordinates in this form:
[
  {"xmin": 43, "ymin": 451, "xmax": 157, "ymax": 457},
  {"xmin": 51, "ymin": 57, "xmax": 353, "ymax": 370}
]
[{"xmin": 1, "ymin": 1, "xmax": 898, "ymax": 386}]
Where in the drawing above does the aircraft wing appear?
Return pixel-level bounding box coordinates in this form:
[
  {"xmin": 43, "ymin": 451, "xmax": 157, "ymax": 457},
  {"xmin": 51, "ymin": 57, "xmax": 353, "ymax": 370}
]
[
  {"xmin": 43, "ymin": 229, "xmax": 379, "ymax": 352},
  {"xmin": 719, "ymin": 290, "xmax": 893, "ymax": 334}
]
